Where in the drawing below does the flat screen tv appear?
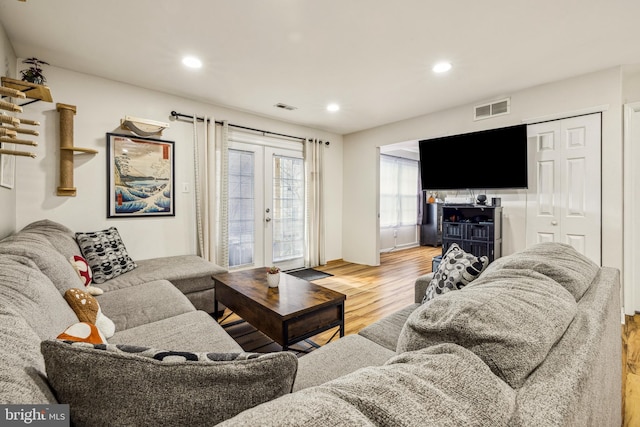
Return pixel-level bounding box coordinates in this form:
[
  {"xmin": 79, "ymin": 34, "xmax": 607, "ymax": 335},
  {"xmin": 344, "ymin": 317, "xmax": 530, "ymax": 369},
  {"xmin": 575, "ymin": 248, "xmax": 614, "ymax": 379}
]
[{"xmin": 419, "ymin": 124, "xmax": 528, "ymax": 190}]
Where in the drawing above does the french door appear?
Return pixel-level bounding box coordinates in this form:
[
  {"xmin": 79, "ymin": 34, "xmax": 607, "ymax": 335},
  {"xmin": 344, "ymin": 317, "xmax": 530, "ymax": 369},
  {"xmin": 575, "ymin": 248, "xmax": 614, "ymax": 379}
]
[{"xmin": 227, "ymin": 139, "xmax": 305, "ymax": 271}]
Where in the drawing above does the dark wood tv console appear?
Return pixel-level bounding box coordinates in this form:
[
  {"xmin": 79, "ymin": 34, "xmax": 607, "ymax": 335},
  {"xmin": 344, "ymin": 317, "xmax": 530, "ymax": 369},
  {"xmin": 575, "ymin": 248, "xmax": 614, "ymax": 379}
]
[{"xmin": 441, "ymin": 204, "xmax": 502, "ymax": 262}]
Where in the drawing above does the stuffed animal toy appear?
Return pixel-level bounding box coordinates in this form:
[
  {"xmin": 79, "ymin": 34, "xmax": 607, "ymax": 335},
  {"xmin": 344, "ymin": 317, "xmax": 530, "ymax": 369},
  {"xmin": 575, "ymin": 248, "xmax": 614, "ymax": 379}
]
[
  {"xmin": 69, "ymin": 255, "xmax": 104, "ymax": 296},
  {"xmin": 63, "ymin": 288, "xmax": 115, "ymax": 338},
  {"xmin": 57, "ymin": 322, "xmax": 106, "ymax": 344}
]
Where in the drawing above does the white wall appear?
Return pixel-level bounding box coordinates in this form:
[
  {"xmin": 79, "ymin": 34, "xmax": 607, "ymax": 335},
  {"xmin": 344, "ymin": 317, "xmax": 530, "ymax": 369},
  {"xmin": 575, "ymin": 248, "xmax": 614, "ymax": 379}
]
[
  {"xmin": 623, "ymin": 65, "xmax": 640, "ymax": 103},
  {"xmin": 0, "ymin": 22, "xmax": 17, "ymax": 239},
  {"xmin": 12, "ymin": 65, "xmax": 343, "ymax": 262},
  {"xmin": 343, "ymin": 67, "xmax": 623, "ymax": 273}
]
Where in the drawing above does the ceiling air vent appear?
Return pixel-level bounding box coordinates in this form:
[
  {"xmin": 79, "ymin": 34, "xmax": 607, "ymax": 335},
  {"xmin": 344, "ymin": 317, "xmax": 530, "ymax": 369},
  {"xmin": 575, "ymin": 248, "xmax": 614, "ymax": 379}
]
[
  {"xmin": 274, "ymin": 103, "xmax": 297, "ymax": 111},
  {"xmin": 474, "ymin": 98, "xmax": 510, "ymax": 121}
]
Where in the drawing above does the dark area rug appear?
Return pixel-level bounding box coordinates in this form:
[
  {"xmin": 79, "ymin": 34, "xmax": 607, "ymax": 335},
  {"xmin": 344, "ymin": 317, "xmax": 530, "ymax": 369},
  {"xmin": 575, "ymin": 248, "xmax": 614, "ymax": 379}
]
[
  {"xmin": 284, "ymin": 268, "xmax": 333, "ymax": 281},
  {"xmin": 221, "ymin": 319, "xmax": 319, "ymax": 357}
]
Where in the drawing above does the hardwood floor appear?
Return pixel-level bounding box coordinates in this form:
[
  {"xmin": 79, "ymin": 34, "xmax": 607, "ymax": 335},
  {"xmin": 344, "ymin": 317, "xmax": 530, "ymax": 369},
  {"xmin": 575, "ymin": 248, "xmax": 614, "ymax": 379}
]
[
  {"xmin": 310, "ymin": 245, "xmax": 440, "ymax": 345},
  {"xmin": 624, "ymin": 314, "xmax": 640, "ymax": 427}
]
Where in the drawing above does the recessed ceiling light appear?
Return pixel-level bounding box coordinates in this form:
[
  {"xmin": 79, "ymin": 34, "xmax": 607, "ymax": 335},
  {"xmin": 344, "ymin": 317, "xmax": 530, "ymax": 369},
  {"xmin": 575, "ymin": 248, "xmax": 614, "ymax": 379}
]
[
  {"xmin": 182, "ymin": 56, "xmax": 202, "ymax": 69},
  {"xmin": 327, "ymin": 103, "xmax": 340, "ymax": 112},
  {"xmin": 432, "ymin": 61, "xmax": 452, "ymax": 73}
]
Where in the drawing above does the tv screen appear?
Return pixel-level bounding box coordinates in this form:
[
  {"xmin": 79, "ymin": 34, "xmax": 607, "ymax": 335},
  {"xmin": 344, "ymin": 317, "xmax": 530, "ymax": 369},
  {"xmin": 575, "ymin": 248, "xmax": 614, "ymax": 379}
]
[{"xmin": 419, "ymin": 124, "xmax": 528, "ymax": 190}]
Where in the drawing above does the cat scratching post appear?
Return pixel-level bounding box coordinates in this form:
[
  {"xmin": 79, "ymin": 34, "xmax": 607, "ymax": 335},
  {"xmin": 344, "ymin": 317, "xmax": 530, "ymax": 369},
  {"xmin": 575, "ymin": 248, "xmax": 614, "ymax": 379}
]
[
  {"xmin": 57, "ymin": 103, "xmax": 77, "ymax": 196},
  {"xmin": 55, "ymin": 103, "xmax": 97, "ymax": 196}
]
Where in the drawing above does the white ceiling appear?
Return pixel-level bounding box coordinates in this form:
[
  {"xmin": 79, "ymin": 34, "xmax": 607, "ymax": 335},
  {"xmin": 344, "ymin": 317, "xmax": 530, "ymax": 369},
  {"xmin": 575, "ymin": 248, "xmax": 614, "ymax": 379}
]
[{"xmin": 1, "ymin": 0, "xmax": 640, "ymax": 135}]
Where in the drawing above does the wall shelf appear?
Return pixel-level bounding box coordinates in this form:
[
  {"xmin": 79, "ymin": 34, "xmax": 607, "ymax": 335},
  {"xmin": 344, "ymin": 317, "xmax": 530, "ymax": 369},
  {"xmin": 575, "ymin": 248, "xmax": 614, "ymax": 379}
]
[
  {"xmin": 0, "ymin": 75, "xmax": 45, "ymax": 159},
  {"xmin": 1, "ymin": 77, "xmax": 53, "ymax": 105}
]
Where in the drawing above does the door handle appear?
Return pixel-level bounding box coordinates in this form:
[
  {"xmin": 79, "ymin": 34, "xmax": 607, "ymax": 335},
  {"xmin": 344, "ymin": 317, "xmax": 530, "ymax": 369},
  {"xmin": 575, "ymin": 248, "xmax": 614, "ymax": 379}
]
[
  {"xmin": 265, "ymin": 217, "xmax": 271, "ymax": 222},
  {"xmin": 551, "ymin": 220, "xmax": 558, "ymax": 226}
]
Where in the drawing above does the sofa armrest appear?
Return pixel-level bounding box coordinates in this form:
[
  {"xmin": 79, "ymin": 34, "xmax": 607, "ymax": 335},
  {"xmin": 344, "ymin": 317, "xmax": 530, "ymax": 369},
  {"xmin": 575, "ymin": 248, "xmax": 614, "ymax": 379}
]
[{"xmin": 415, "ymin": 273, "xmax": 433, "ymax": 303}]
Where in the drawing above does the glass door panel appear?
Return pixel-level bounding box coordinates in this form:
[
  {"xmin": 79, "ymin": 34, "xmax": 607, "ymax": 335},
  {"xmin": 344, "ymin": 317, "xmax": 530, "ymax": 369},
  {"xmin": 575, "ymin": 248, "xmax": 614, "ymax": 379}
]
[
  {"xmin": 227, "ymin": 142, "xmax": 304, "ymax": 271},
  {"xmin": 269, "ymin": 153, "xmax": 305, "ymax": 270},
  {"xmin": 228, "ymin": 149, "xmax": 257, "ymax": 268}
]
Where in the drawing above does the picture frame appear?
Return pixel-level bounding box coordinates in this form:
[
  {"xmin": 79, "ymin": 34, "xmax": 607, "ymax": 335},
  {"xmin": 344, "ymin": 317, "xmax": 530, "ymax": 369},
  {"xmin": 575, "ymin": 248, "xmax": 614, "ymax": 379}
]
[
  {"xmin": 0, "ymin": 142, "xmax": 16, "ymax": 189},
  {"xmin": 106, "ymin": 132, "xmax": 175, "ymax": 218}
]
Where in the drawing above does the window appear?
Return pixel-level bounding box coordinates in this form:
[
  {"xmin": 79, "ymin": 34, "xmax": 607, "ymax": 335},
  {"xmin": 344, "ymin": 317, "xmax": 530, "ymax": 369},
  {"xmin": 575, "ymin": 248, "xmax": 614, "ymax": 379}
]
[
  {"xmin": 380, "ymin": 154, "xmax": 419, "ymax": 228},
  {"xmin": 228, "ymin": 149, "xmax": 255, "ymax": 268},
  {"xmin": 272, "ymin": 155, "xmax": 304, "ymax": 262}
]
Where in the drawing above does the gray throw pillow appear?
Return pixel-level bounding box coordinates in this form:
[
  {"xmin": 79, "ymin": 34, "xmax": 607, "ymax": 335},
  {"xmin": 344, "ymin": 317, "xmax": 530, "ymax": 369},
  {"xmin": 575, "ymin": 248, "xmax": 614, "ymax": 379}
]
[
  {"xmin": 398, "ymin": 268, "xmax": 577, "ymax": 389},
  {"xmin": 423, "ymin": 243, "xmax": 488, "ymax": 303},
  {"xmin": 41, "ymin": 340, "xmax": 298, "ymax": 426},
  {"xmin": 482, "ymin": 241, "xmax": 599, "ymax": 301},
  {"xmin": 75, "ymin": 227, "xmax": 136, "ymax": 284}
]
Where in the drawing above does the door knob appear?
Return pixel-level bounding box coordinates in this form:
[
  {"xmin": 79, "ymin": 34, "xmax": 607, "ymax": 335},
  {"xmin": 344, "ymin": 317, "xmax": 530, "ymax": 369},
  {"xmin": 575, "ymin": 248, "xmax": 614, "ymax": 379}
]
[
  {"xmin": 265, "ymin": 217, "xmax": 271, "ymax": 222},
  {"xmin": 551, "ymin": 220, "xmax": 558, "ymax": 226}
]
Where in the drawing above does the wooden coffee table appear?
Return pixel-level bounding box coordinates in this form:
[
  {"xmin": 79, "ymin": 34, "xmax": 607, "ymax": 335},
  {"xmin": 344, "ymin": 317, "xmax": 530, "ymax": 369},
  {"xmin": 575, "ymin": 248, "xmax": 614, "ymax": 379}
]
[{"xmin": 212, "ymin": 268, "xmax": 346, "ymax": 350}]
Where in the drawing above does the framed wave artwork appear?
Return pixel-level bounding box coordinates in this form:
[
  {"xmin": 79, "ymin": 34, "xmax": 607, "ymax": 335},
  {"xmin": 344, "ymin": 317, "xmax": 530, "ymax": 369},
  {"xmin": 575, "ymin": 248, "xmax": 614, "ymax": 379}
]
[{"xmin": 106, "ymin": 133, "xmax": 175, "ymax": 218}]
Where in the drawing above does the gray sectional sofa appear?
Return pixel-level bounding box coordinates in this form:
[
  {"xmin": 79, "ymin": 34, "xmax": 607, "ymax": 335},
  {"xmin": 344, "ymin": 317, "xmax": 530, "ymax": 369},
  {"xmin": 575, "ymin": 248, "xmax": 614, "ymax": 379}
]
[{"xmin": 0, "ymin": 219, "xmax": 622, "ymax": 426}]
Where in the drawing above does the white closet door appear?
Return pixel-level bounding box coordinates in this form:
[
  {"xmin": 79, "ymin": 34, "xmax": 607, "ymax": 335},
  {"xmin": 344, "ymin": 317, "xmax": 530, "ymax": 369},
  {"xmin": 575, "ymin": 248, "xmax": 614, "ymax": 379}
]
[{"xmin": 526, "ymin": 113, "xmax": 601, "ymax": 264}]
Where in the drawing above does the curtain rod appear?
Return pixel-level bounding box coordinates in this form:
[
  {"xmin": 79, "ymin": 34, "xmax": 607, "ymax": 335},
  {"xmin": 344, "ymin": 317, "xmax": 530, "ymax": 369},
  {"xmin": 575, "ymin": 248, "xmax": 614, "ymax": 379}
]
[{"xmin": 170, "ymin": 110, "xmax": 330, "ymax": 145}]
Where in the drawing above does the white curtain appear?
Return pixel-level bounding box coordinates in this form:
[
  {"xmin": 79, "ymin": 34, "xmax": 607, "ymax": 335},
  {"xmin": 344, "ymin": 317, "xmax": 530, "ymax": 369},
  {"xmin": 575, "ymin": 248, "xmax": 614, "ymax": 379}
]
[
  {"xmin": 193, "ymin": 116, "xmax": 230, "ymax": 268},
  {"xmin": 216, "ymin": 121, "xmax": 230, "ymax": 268},
  {"xmin": 379, "ymin": 154, "xmax": 419, "ymax": 228},
  {"xmin": 304, "ymin": 138, "xmax": 325, "ymax": 267},
  {"xmin": 193, "ymin": 115, "xmax": 213, "ymax": 261}
]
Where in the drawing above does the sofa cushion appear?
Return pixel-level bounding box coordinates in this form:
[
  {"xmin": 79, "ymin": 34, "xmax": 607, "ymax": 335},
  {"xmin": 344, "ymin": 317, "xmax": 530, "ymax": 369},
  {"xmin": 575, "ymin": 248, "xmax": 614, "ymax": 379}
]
[
  {"xmin": 510, "ymin": 267, "xmax": 622, "ymax": 426},
  {"xmin": 107, "ymin": 310, "xmax": 243, "ymax": 353},
  {"xmin": 96, "ymin": 279, "xmax": 196, "ymax": 331},
  {"xmin": 294, "ymin": 334, "xmax": 395, "ymax": 392},
  {"xmin": 220, "ymin": 343, "xmax": 516, "ymax": 427},
  {"xmin": 397, "ymin": 268, "xmax": 577, "ymax": 388},
  {"xmin": 75, "ymin": 227, "xmax": 137, "ymax": 284},
  {"xmin": 95, "ymin": 255, "xmax": 225, "ymax": 294},
  {"xmin": 41, "ymin": 340, "xmax": 298, "ymax": 426},
  {"xmin": 0, "ymin": 306, "xmax": 58, "ymax": 403},
  {"xmin": 0, "ymin": 233, "xmax": 82, "ymax": 294},
  {"xmin": 423, "ymin": 243, "xmax": 488, "ymax": 302},
  {"xmin": 483, "ymin": 241, "xmax": 599, "ymax": 301},
  {"xmin": 20, "ymin": 219, "xmax": 82, "ymax": 260},
  {"xmin": 357, "ymin": 303, "xmax": 419, "ymax": 351},
  {"xmin": 0, "ymin": 256, "xmax": 79, "ymax": 340}
]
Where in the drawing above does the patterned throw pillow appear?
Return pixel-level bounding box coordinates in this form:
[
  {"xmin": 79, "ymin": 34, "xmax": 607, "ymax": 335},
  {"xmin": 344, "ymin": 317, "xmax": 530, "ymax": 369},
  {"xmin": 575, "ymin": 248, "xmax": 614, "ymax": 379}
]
[
  {"xmin": 423, "ymin": 243, "xmax": 488, "ymax": 303},
  {"xmin": 40, "ymin": 340, "xmax": 298, "ymax": 426},
  {"xmin": 57, "ymin": 341, "xmax": 263, "ymax": 362},
  {"xmin": 75, "ymin": 227, "xmax": 137, "ymax": 284}
]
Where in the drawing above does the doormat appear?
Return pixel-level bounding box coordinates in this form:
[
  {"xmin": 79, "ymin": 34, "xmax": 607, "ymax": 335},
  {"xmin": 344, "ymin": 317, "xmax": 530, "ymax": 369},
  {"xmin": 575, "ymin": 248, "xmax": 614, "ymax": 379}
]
[
  {"xmin": 221, "ymin": 319, "xmax": 318, "ymax": 357},
  {"xmin": 285, "ymin": 268, "xmax": 333, "ymax": 281}
]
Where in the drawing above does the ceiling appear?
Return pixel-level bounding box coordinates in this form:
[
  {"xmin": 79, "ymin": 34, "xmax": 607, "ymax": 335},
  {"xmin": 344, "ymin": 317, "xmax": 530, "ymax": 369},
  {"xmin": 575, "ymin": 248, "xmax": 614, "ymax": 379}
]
[{"xmin": 1, "ymin": 0, "xmax": 640, "ymax": 135}]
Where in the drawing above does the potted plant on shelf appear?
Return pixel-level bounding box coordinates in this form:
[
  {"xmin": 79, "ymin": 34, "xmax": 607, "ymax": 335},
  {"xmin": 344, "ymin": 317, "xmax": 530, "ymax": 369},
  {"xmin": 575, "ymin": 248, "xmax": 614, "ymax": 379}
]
[
  {"xmin": 20, "ymin": 57, "xmax": 50, "ymax": 85},
  {"xmin": 266, "ymin": 266, "xmax": 281, "ymax": 288}
]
